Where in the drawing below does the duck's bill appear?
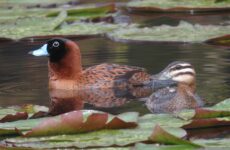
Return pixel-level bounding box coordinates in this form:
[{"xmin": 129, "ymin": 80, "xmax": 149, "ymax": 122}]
[{"xmin": 29, "ymin": 44, "xmax": 49, "ymax": 56}]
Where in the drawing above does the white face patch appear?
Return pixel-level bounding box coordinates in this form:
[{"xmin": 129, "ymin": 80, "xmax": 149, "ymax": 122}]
[
  {"xmin": 172, "ymin": 74, "xmax": 194, "ymax": 84},
  {"xmin": 29, "ymin": 44, "xmax": 49, "ymax": 56},
  {"xmin": 170, "ymin": 68, "xmax": 195, "ymax": 77}
]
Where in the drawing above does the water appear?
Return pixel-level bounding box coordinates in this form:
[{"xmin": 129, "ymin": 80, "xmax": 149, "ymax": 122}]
[
  {"xmin": 0, "ymin": 8, "xmax": 230, "ymax": 114},
  {"xmin": 0, "ymin": 36, "xmax": 229, "ymax": 114}
]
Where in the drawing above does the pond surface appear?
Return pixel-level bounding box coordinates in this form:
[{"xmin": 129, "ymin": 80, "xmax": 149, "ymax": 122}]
[
  {"xmin": 0, "ymin": 36, "xmax": 229, "ymax": 114},
  {"xmin": 0, "ymin": 10, "xmax": 230, "ymax": 114}
]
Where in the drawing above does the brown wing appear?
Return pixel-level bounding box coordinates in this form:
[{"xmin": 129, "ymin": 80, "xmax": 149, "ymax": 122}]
[{"xmin": 81, "ymin": 63, "xmax": 151, "ymax": 88}]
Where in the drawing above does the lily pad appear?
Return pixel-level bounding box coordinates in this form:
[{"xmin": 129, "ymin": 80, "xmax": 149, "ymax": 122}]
[
  {"xmin": 134, "ymin": 143, "xmax": 196, "ymax": 150},
  {"xmin": 0, "ymin": 3, "xmax": 118, "ymax": 40},
  {"xmin": 127, "ymin": 0, "xmax": 230, "ymax": 13},
  {"xmin": 107, "ymin": 21, "xmax": 230, "ymax": 43},
  {"xmin": 0, "ymin": 105, "xmax": 48, "ymax": 123},
  {"xmin": 22, "ymin": 110, "xmax": 138, "ymax": 137},
  {"xmin": 0, "ymin": 13, "xmax": 119, "ymax": 40},
  {"xmin": 149, "ymin": 125, "xmax": 201, "ymax": 147},
  {"xmin": 0, "ymin": 113, "xmax": 187, "ymax": 149},
  {"xmin": 192, "ymin": 138, "xmax": 230, "ymax": 148},
  {"xmin": 206, "ymin": 35, "xmax": 230, "ymax": 47},
  {"xmin": 182, "ymin": 117, "xmax": 230, "ymax": 129},
  {"xmin": 0, "ymin": 0, "xmax": 76, "ymax": 8}
]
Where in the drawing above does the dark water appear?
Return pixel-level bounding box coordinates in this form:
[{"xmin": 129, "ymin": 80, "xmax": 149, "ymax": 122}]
[
  {"xmin": 0, "ymin": 10, "xmax": 230, "ymax": 114},
  {"xmin": 0, "ymin": 36, "xmax": 229, "ymax": 114}
]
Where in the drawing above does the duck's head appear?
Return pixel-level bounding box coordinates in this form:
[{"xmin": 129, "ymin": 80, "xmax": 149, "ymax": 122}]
[
  {"xmin": 30, "ymin": 38, "xmax": 81, "ymax": 62},
  {"xmin": 30, "ymin": 38, "xmax": 82, "ymax": 78},
  {"xmin": 154, "ymin": 61, "xmax": 196, "ymax": 88}
]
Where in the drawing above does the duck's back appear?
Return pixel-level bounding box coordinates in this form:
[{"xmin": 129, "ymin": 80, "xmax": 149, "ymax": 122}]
[{"xmin": 78, "ymin": 63, "xmax": 151, "ymax": 89}]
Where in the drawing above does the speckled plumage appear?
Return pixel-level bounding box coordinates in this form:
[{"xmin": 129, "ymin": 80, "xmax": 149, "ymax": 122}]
[
  {"xmin": 47, "ymin": 39, "xmax": 151, "ymax": 90},
  {"xmin": 145, "ymin": 61, "xmax": 204, "ymax": 113},
  {"xmin": 32, "ymin": 38, "xmax": 152, "ymax": 115}
]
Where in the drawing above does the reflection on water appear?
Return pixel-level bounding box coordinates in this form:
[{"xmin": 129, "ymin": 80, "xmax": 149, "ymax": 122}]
[
  {"xmin": 0, "ymin": 37, "xmax": 229, "ymax": 114},
  {"xmin": 48, "ymin": 86, "xmax": 153, "ymax": 115}
]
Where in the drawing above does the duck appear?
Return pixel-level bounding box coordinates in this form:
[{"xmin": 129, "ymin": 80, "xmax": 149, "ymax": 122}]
[
  {"xmin": 30, "ymin": 38, "xmax": 152, "ymax": 91},
  {"xmin": 145, "ymin": 61, "xmax": 204, "ymax": 113}
]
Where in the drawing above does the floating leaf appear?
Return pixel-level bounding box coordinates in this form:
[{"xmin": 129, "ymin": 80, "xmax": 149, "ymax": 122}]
[
  {"xmin": 183, "ymin": 117, "xmax": 230, "ymax": 129},
  {"xmin": 177, "ymin": 109, "xmax": 230, "ymax": 121},
  {"xmin": 134, "ymin": 143, "xmax": 197, "ymax": 150},
  {"xmin": 0, "ymin": 15, "xmax": 119, "ymax": 40},
  {"xmin": 212, "ymin": 98, "xmax": 230, "ymax": 111},
  {"xmin": 0, "ymin": 3, "xmax": 118, "ymax": 40},
  {"xmin": 193, "ymin": 138, "xmax": 230, "ymax": 148},
  {"xmin": 0, "ymin": 105, "xmax": 48, "ymax": 123},
  {"xmin": 46, "ymin": 3, "xmax": 115, "ymax": 17},
  {"xmin": 176, "ymin": 98, "xmax": 230, "ymax": 129},
  {"xmin": 0, "ymin": 108, "xmax": 28, "ymax": 123},
  {"xmin": 127, "ymin": 0, "xmax": 230, "ymax": 13},
  {"xmin": 22, "ymin": 110, "xmax": 138, "ymax": 137},
  {"xmin": 108, "ymin": 21, "xmax": 230, "ymax": 43},
  {"xmin": 1, "ymin": 113, "xmax": 186, "ymax": 149},
  {"xmin": 0, "ymin": 0, "xmax": 75, "ymax": 8},
  {"xmin": 206, "ymin": 35, "xmax": 230, "ymax": 47},
  {"xmin": 149, "ymin": 125, "xmax": 201, "ymax": 147}
]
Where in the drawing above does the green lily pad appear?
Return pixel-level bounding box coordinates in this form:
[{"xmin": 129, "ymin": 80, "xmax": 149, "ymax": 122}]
[
  {"xmin": 127, "ymin": 0, "xmax": 230, "ymax": 13},
  {"xmin": 0, "ymin": 113, "xmax": 186, "ymax": 149},
  {"xmin": 0, "ymin": 0, "xmax": 75, "ymax": 8},
  {"xmin": 134, "ymin": 143, "xmax": 197, "ymax": 150},
  {"xmin": 176, "ymin": 98, "xmax": 230, "ymax": 120},
  {"xmin": 193, "ymin": 138, "xmax": 230, "ymax": 148},
  {"xmin": 22, "ymin": 111, "xmax": 138, "ymax": 137},
  {"xmin": 183, "ymin": 117, "xmax": 230, "ymax": 129},
  {"xmin": 149, "ymin": 125, "xmax": 201, "ymax": 147},
  {"xmin": 0, "ymin": 3, "xmax": 117, "ymax": 40},
  {"xmin": 107, "ymin": 21, "xmax": 230, "ymax": 43},
  {"xmin": 0, "ymin": 13, "xmax": 119, "ymax": 40}
]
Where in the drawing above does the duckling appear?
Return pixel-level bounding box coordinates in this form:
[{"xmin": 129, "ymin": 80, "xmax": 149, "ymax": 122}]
[
  {"xmin": 30, "ymin": 38, "xmax": 151, "ymax": 90},
  {"xmin": 145, "ymin": 61, "xmax": 204, "ymax": 113}
]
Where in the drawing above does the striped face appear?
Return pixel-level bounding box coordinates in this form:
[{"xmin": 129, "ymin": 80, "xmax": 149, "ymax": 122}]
[{"xmin": 159, "ymin": 61, "xmax": 196, "ymax": 85}]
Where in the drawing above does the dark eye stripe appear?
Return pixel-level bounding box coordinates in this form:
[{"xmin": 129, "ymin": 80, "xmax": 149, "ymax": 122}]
[
  {"xmin": 174, "ymin": 72, "xmax": 195, "ymax": 77},
  {"xmin": 170, "ymin": 65, "xmax": 193, "ymax": 72}
]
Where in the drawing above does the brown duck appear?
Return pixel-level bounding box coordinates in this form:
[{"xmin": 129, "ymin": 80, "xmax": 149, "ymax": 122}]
[
  {"xmin": 30, "ymin": 38, "xmax": 151, "ymax": 91},
  {"xmin": 30, "ymin": 38, "xmax": 155, "ymax": 115}
]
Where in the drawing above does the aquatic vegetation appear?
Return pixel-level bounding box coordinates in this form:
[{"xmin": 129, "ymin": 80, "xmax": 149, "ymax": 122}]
[
  {"xmin": 0, "ymin": 3, "xmax": 117, "ymax": 40},
  {"xmin": 108, "ymin": 21, "xmax": 230, "ymax": 43},
  {"xmin": 127, "ymin": 0, "xmax": 230, "ymax": 12},
  {"xmin": 0, "ymin": 98, "xmax": 229, "ymax": 149}
]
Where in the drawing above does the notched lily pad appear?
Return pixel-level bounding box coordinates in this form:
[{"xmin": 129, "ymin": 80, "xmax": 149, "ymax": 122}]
[
  {"xmin": 134, "ymin": 143, "xmax": 197, "ymax": 150},
  {"xmin": 20, "ymin": 110, "xmax": 138, "ymax": 137},
  {"xmin": 0, "ymin": 105, "xmax": 48, "ymax": 123},
  {"xmin": 149, "ymin": 125, "xmax": 201, "ymax": 148},
  {"xmin": 46, "ymin": 3, "xmax": 116, "ymax": 19},
  {"xmin": 0, "ymin": 3, "xmax": 118, "ymax": 40},
  {"xmin": 177, "ymin": 98, "xmax": 230, "ymax": 129},
  {"xmin": 107, "ymin": 21, "xmax": 230, "ymax": 43},
  {"xmin": 192, "ymin": 138, "xmax": 230, "ymax": 148},
  {"xmin": 0, "ymin": 0, "xmax": 76, "ymax": 8},
  {"xmin": 127, "ymin": 0, "xmax": 230, "ymax": 13},
  {"xmin": 1, "ymin": 113, "xmax": 186, "ymax": 149}
]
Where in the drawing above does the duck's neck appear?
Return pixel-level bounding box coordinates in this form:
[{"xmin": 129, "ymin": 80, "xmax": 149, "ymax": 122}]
[
  {"xmin": 189, "ymin": 81, "xmax": 196, "ymax": 93},
  {"xmin": 48, "ymin": 46, "xmax": 82, "ymax": 80}
]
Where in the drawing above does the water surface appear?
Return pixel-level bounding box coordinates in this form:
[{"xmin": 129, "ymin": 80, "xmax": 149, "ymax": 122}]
[{"xmin": 0, "ymin": 36, "xmax": 229, "ymax": 114}]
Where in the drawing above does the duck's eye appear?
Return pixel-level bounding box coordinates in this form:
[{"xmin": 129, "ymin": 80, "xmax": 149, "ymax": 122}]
[
  {"xmin": 53, "ymin": 41, "xmax": 60, "ymax": 48},
  {"xmin": 174, "ymin": 65, "xmax": 182, "ymax": 70}
]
